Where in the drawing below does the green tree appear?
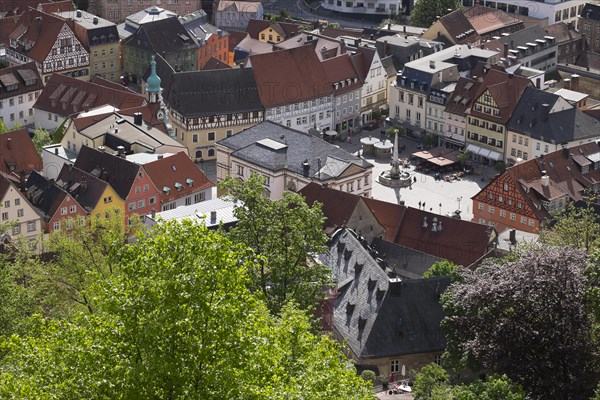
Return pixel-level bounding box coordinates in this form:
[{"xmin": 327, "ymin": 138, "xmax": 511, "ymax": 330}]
[
  {"xmin": 540, "ymin": 203, "xmax": 600, "ymax": 253},
  {"xmin": 0, "ymin": 118, "xmax": 9, "ymax": 133},
  {"xmin": 452, "ymin": 375, "xmax": 524, "ymax": 400},
  {"xmin": 412, "ymin": 363, "xmax": 448, "ymax": 400},
  {"xmin": 0, "ymin": 220, "xmax": 373, "ymax": 399},
  {"xmin": 31, "ymin": 128, "xmax": 53, "ymax": 154},
  {"xmin": 411, "ymin": 0, "xmax": 462, "ymax": 27},
  {"xmin": 423, "ymin": 260, "xmax": 461, "ymax": 282},
  {"xmin": 442, "ymin": 247, "xmax": 600, "ymax": 399},
  {"xmin": 221, "ymin": 173, "xmax": 331, "ymax": 314}
]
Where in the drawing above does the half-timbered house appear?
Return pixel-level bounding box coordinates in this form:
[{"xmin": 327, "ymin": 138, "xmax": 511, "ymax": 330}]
[{"xmin": 3, "ymin": 9, "xmax": 90, "ymax": 83}]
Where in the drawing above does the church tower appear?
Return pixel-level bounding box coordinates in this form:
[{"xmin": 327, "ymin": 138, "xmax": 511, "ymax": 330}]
[{"xmin": 146, "ymin": 55, "xmax": 161, "ymax": 105}]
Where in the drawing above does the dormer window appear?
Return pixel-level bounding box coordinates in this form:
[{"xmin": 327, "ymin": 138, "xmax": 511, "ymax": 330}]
[
  {"xmin": 163, "ymin": 186, "xmax": 170, "ymax": 195},
  {"xmin": 175, "ymin": 182, "xmax": 183, "ymax": 191},
  {"xmin": 186, "ymin": 178, "xmax": 193, "ymax": 187}
]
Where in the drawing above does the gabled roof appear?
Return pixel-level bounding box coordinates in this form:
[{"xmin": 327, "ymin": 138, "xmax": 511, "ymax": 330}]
[
  {"xmin": 544, "ymin": 22, "xmax": 582, "ymax": 43},
  {"xmin": 34, "ymin": 74, "xmax": 146, "ymax": 117},
  {"xmin": 25, "ymin": 171, "xmax": 68, "ymax": 220},
  {"xmin": 444, "ymin": 76, "xmax": 481, "ymax": 116},
  {"xmin": 245, "ymin": 19, "xmax": 301, "ymax": 40},
  {"xmin": 0, "ymin": 128, "xmax": 43, "ymax": 176},
  {"xmin": 0, "ymin": 62, "xmax": 43, "ymax": 101},
  {"xmin": 469, "ymin": 68, "xmax": 531, "ymax": 124},
  {"xmin": 55, "ymin": 164, "xmax": 110, "ymax": 213},
  {"xmin": 227, "ymin": 29, "xmax": 249, "ymax": 52},
  {"xmin": 218, "ymin": 121, "xmax": 371, "ymax": 179},
  {"xmin": 497, "ymin": 25, "xmax": 552, "ymax": 50},
  {"xmin": 123, "ymin": 17, "xmax": 197, "ymax": 54},
  {"xmin": 73, "ymin": 145, "xmax": 141, "ymax": 200},
  {"xmin": 473, "ymin": 142, "xmax": 600, "ymax": 219},
  {"xmin": 429, "ymin": 9, "xmax": 480, "ymax": 45},
  {"xmin": 465, "ymin": 7, "xmax": 522, "ymax": 35},
  {"xmin": 300, "ymin": 182, "xmax": 361, "ymax": 230},
  {"xmin": 581, "ymin": 3, "xmax": 600, "ymax": 22},
  {"xmin": 167, "ymin": 68, "xmax": 262, "ymax": 116},
  {"xmin": 202, "ymin": 56, "xmax": 232, "ymax": 70},
  {"xmin": 322, "ymin": 54, "xmax": 362, "ymax": 95},
  {"xmin": 250, "ymin": 45, "xmax": 334, "ymax": 107},
  {"xmin": 6, "ymin": 8, "xmax": 70, "ymax": 62},
  {"xmin": 143, "ymin": 151, "xmax": 214, "ymax": 204},
  {"xmin": 328, "ymin": 228, "xmax": 450, "ymax": 360}
]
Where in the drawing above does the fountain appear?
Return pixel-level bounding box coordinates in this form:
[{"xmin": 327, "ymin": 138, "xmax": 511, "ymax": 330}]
[{"xmin": 378, "ymin": 129, "xmax": 412, "ymax": 188}]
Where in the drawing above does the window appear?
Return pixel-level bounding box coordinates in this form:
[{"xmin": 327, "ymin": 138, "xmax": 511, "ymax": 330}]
[
  {"xmin": 149, "ymin": 197, "xmax": 156, "ymax": 205},
  {"xmin": 521, "ymin": 216, "xmax": 527, "ymax": 224},
  {"xmin": 53, "ymin": 221, "xmax": 60, "ymax": 231},
  {"xmin": 390, "ymin": 360, "xmax": 399, "ymax": 373},
  {"xmin": 237, "ymin": 165, "xmax": 244, "ymax": 176},
  {"xmin": 478, "ymin": 203, "xmax": 484, "ymax": 211},
  {"xmin": 104, "ymin": 196, "xmax": 112, "ymax": 203},
  {"xmin": 128, "ymin": 202, "xmax": 136, "ymax": 211},
  {"xmin": 61, "ymin": 207, "xmax": 67, "ymax": 215},
  {"xmin": 14, "ymin": 198, "xmax": 20, "ymax": 206},
  {"xmin": 194, "ymin": 192, "xmax": 205, "ymax": 203},
  {"xmin": 137, "ymin": 200, "xmax": 145, "ymax": 209},
  {"xmin": 4, "ymin": 200, "xmax": 9, "ymax": 208},
  {"xmin": 70, "ymin": 205, "xmax": 76, "ymax": 213},
  {"xmin": 135, "ymin": 186, "xmax": 141, "ymax": 194},
  {"xmin": 347, "ymin": 182, "xmax": 354, "ymax": 192},
  {"xmin": 1, "ymin": 212, "xmax": 8, "ymax": 221},
  {"xmin": 488, "ymin": 206, "xmax": 495, "ymax": 214},
  {"xmin": 500, "ymin": 210, "xmax": 506, "ymax": 218},
  {"xmin": 27, "ymin": 221, "xmax": 36, "ymax": 232},
  {"xmin": 510, "ymin": 213, "xmax": 516, "ymax": 221},
  {"xmin": 143, "ymin": 184, "xmax": 149, "ymax": 192},
  {"xmin": 364, "ymin": 175, "xmax": 369, "ymax": 186},
  {"xmin": 503, "ymin": 183, "xmax": 509, "ymax": 191},
  {"xmin": 193, "ymin": 134, "xmax": 198, "ymax": 143}
]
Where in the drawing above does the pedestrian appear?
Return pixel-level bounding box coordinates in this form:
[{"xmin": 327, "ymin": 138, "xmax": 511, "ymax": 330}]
[
  {"xmin": 422, "ymin": 202, "xmax": 426, "ymax": 209},
  {"xmin": 413, "ymin": 176, "xmax": 417, "ymax": 183},
  {"xmin": 418, "ymin": 201, "xmax": 422, "ymax": 209}
]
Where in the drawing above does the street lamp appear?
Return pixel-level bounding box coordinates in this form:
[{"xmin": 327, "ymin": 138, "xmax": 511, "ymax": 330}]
[
  {"xmin": 457, "ymin": 196, "xmax": 462, "ymax": 210},
  {"xmin": 439, "ymin": 203, "xmax": 442, "ymax": 214}
]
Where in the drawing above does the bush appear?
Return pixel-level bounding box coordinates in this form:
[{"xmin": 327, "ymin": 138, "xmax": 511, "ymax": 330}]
[{"xmin": 360, "ymin": 370, "xmax": 377, "ymax": 384}]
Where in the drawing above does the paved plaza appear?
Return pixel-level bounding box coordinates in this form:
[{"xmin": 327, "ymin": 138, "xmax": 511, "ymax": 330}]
[{"xmin": 336, "ymin": 128, "xmax": 494, "ymax": 222}]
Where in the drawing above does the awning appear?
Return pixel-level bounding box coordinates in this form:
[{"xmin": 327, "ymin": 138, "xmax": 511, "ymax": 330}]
[{"xmin": 466, "ymin": 144, "xmax": 503, "ymax": 161}]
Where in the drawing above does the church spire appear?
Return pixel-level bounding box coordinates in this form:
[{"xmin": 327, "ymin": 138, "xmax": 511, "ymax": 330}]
[{"xmin": 146, "ymin": 55, "xmax": 161, "ymax": 104}]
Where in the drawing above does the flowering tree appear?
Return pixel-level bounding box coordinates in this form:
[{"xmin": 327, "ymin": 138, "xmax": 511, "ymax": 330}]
[{"xmin": 442, "ymin": 247, "xmax": 600, "ymax": 399}]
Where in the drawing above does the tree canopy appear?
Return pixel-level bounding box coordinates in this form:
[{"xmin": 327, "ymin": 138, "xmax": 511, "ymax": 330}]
[
  {"xmin": 441, "ymin": 246, "xmax": 600, "ymax": 399},
  {"xmin": 0, "ymin": 220, "xmax": 373, "ymax": 399},
  {"xmin": 220, "ymin": 173, "xmax": 332, "ymax": 314},
  {"xmin": 410, "ymin": 0, "xmax": 462, "ymax": 27}
]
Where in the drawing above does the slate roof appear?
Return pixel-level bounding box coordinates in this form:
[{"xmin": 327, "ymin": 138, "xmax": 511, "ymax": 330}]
[
  {"xmin": 217, "ymin": 121, "xmax": 371, "ymax": 180},
  {"xmin": 469, "ymin": 68, "xmax": 531, "ymax": 124},
  {"xmin": 143, "ymin": 151, "xmax": 214, "ymax": 204},
  {"xmin": 167, "ymin": 68, "xmax": 263, "ymax": 117},
  {"xmin": 202, "ymin": 56, "xmax": 232, "ymax": 70},
  {"xmin": 34, "ymin": 74, "xmax": 146, "ymax": 118},
  {"xmin": 581, "ymin": 3, "xmax": 600, "ymax": 22},
  {"xmin": 0, "ymin": 128, "xmax": 43, "ymax": 176},
  {"xmin": 122, "ymin": 17, "xmax": 197, "ymax": 54},
  {"xmin": 249, "ymin": 45, "xmax": 334, "ymax": 107},
  {"xmin": 497, "ymin": 25, "xmax": 552, "ymax": 50},
  {"xmin": 507, "ymin": 105, "xmax": 600, "ymax": 145},
  {"xmin": 227, "ymin": 29, "xmax": 249, "ymax": 52},
  {"xmin": 55, "ymin": 164, "xmax": 111, "ymax": 213},
  {"xmin": 0, "ymin": 62, "xmax": 43, "ymax": 101},
  {"xmin": 25, "ymin": 171, "xmax": 69, "ymax": 221},
  {"xmin": 73, "ymin": 145, "xmax": 141, "ymax": 200},
  {"xmin": 300, "ymin": 182, "xmax": 361, "ymax": 230},
  {"xmin": 327, "ymin": 228, "xmax": 450, "ymax": 360},
  {"xmin": 370, "ymin": 238, "xmax": 443, "ymax": 280}
]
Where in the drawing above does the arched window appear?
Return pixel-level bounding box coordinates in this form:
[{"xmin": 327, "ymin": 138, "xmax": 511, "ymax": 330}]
[
  {"xmin": 208, "ymin": 149, "xmax": 215, "ymax": 157},
  {"xmin": 195, "ymin": 150, "xmax": 202, "ymax": 159}
]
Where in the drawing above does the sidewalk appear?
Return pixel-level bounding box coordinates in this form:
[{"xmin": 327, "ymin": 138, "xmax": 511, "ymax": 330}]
[{"xmin": 335, "ymin": 128, "xmax": 491, "ymax": 222}]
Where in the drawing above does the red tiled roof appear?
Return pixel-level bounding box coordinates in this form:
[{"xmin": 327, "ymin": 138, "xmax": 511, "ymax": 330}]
[
  {"xmin": 34, "ymin": 73, "xmax": 146, "ymax": 118},
  {"xmin": 39, "ymin": 1, "xmax": 75, "ymax": 13},
  {"xmin": 469, "ymin": 68, "xmax": 531, "ymax": 124},
  {"xmin": 250, "ymin": 45, "xmax": 334, "ymax": 108},
  {"xmin": 299, "ymin": 182, "xmax": 360, "ymax": 231},
  {"xmin": 321, "ymin": 54, "xmax": 362, "ymax": 95},
  {"xmin": 445, "ymin": 76, "xmax": 482, "ymax": 116},
  {"xmin": 0, "ymin": 128, "xmax": 43, "ymax": 177},
  {"xmin": 143, "ymin": 151, "xmax": 214, "ymax": 204},
  {"xmin": 11, "ymin": 8, "xmax": 67, "ymax": 62}
]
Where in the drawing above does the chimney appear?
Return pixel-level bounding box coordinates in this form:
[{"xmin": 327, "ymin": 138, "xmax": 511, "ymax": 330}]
[
  {"xmin": 542, "ymin": 103, "xmax": 550, "ymax": 121},
  {"xmin": 508, "ymin": 72, "xmax": 514, "ymax": 79},
  {"xmin": 93, "ymin": 17, "xmax": 98, "ymax": 24},
  {"xmin": 54, "ymin": 147, "xmax": 58, "ymax": 155},
  {"xmin": 210, "ymin": 211, "xmax": 217, "ymax": 224},
  {"xmin": 217, "ymin": 29, "xmax": 223, "ymax": 37},
  {"xmin": 571, "ymin": 74, "xmax": 580, "ymax": 91},
  {"xmin": 134, "ymin": 112, "xmax": 143, "ymax": 126},
  {"xmin": 157, "ymin": 154, "xmax": 163, "ymax": 160},
  {"xmin": 403, "ymin": 25, "xmax": 406, "ymax": 33},
  {"xmin": 7, "ymin": 137, "xmax": 12, "ymax": 149},
  {"xmin": 117, "ymin": 146, "xmax": 125, "ymax": 158},
  {"xmin": 429, "ymin": 60, "xmax": 435, "ymax": 69},
  {"xmin": 19, "ymin": 170, "xmax": 26, "ymax": 192},
  {"xmin": 383, "ymin": 40, "xmax": 389, "ymax": 56},
  {"xmin": 387, "ymin": 23, "xmax": 391, "ymax": 30},
  {"xmin": 98, "ymin": 146, "xmax": 105, "ymax": 153},
  {"xmin": 76, "ymin": 9, "xmax": 82, "ymax": 18},
  {"xmin": 302, "ymin": 159, "xmax": 310, "ymax": 177},
  {"xmin": 563, "ymin": 78, "xmax": 570, "ymax": 90},
  {"xmin": 541, "ymin": 171, "xmax": 549, "ymax": 187},
  {"xmin": 35, "ymin": 16, "xmax": 42, "ymax": 33},
  {"xmin": 80, "ymin": 176, "xmax": 87, "ymax": 193}
]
